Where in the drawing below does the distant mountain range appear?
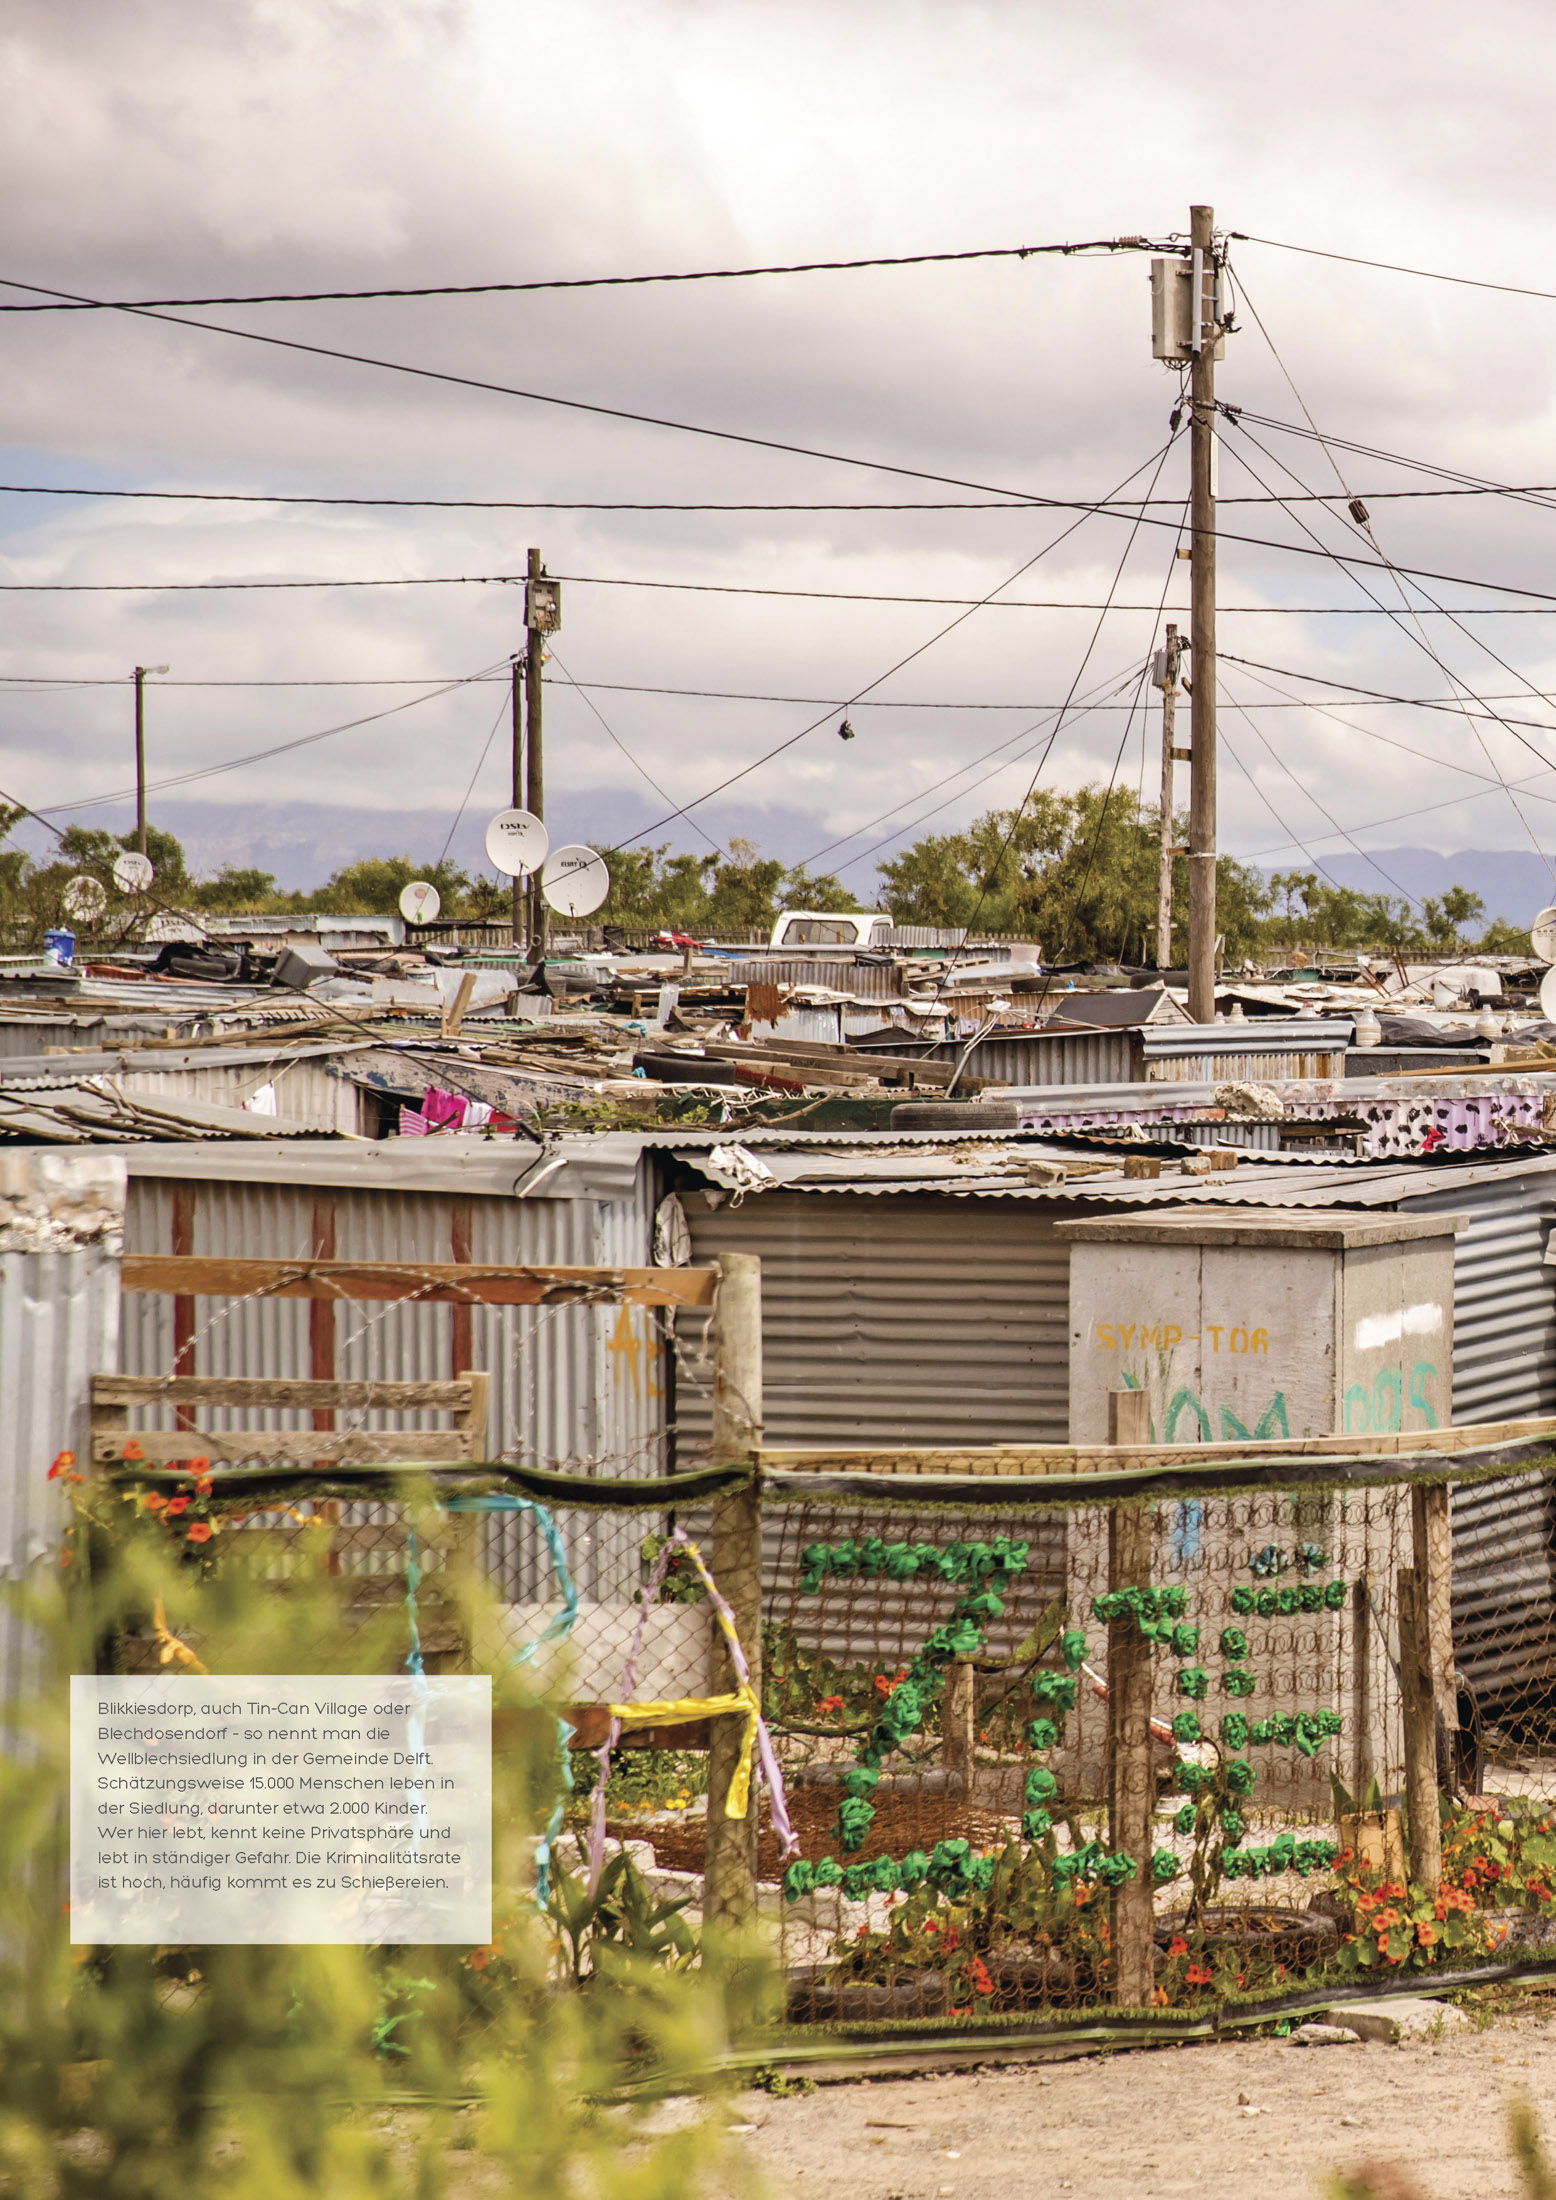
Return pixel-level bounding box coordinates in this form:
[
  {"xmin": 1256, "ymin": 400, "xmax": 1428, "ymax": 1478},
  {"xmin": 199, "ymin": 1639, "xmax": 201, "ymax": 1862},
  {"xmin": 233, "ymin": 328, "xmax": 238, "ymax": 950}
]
[{"xmin": 8, "ymin": 797, "xmax": 1551, "ymax": 931}]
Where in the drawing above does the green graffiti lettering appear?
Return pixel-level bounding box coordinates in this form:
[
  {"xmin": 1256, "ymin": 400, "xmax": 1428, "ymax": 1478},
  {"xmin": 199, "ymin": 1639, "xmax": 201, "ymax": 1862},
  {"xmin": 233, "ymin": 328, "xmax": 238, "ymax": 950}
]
[
  {"xmin": 1165, "ymin": 1389, "xmax": 1212, "ymax": 1442},
  {"xmin": 1344, "ymin": 1383, "xmax": 1372, "ymax": 1433},
  {"xmin": 1408, "ymin": 1358, "xmax": 1439, "ymax": 1429}
]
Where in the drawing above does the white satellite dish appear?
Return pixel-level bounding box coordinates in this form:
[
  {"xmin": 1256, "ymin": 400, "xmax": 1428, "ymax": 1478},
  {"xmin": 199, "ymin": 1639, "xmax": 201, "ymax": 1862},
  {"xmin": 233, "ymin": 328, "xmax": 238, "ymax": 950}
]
[
  {"xmin": 484, "ymin": 808, "xmax": 548, "ymax": 877},
  {"xmin": 1533, "ymin": 906, "xmax": 1556, "ymax": 963},
  {"xmin": 398, "ymin": 879, "xmax": 441, "ymax": 923},
  {"xmin": 541, "ymin": 844, "xmax": 610, "ymax": 917},
  {"xmin": 112, "ymin": 850, "xmax": 154, "ymax": 894},
  {"xmin": 62, "ymin": 875, "xmax": 108, "ymax": 924},
  {"xmin": 1541, "ymin": 967, "xmax": 1556, "ymax": 1024}
]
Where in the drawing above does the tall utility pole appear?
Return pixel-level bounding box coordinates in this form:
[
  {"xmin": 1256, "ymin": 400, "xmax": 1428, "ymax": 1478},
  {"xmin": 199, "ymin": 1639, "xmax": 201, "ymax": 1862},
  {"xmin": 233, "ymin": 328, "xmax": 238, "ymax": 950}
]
[
  {"xmin": 524, "ymin": 546, "xmax": 546, "ymax": 961},
  {"xmin": 510, "ymin": 655, "xmax": 525, "ymax": 948},
  {"xmin": 1155, "ymin": 623, "xmax": 1184, "ymax": 968},
  {"xmin": 132, "ymin": 664, "xmax": 168, "ymax": 856},
  {"xmin": 1187, "ymin": 203, "xmax": 1220, "ymax": 1024}
]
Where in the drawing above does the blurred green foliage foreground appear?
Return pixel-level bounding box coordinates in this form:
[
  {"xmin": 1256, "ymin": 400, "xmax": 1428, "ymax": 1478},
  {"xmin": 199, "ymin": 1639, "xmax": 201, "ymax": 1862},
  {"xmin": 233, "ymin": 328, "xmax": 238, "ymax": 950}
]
[{"xmin": 0, "ymin": 1492, "xmax": 765, "ymax": 2198}]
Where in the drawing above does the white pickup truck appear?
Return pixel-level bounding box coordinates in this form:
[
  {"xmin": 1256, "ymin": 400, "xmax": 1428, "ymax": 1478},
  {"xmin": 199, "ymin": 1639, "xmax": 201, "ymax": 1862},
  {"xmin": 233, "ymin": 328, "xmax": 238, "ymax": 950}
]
[{"xmin": 768, "ymin": 909, "xmax": 894, "ymax": 948}]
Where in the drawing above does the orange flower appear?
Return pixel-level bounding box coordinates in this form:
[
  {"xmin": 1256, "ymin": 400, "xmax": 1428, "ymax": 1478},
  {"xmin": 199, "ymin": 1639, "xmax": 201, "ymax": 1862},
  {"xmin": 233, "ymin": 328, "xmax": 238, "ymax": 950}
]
[
  {"xmin": 1168, "ymin": 1936, "xmax": 1189, "ymax": 1957},
  {"xmin": 468, "ymin": 1947, "xmax": 493, "ymax": 1973},
  {"xmin": 47, "ymin": 1450, "xmax": 75, "ymax": 1480},
  {"xmin": 193, "ymin": 1477, "xmax": 213, "ymax": 1497},
  {"xmin": 817, "ymin": 1696, "xmax": 844, "ymax": 1714},
  {"xmin": 186, "ymin": 1522, "xmax": 214, "ymax": 1545},
  {"xmin": 187, "ymin": 1457, "xmax": 210, "ymax": 1472},
  {"xmin": 121, "ymin": 1441, "xmax": 144, "ymax": 1463},
  {"xmin": 969, "ymin": 1956, "xmax": 995, "ymax": 1997},
  {"xmin": 165, "ymin": 1495, "xmax": 190, "ymax": 1518},
  {"xmin": 1417, "ymin": 1922, "xmax": 1438, "ymax": 1947},
  {"xmin": 1373, "ymin": 1907, "xmax": 1402, "ymax": 1932},
  {"xmin": 1185, "ymin": 1961, "xmax": 1213, "ymax": 1986},
  {"xmin": 143, "ymin": 1492, "xmax": 168, "ymax": 1513}
]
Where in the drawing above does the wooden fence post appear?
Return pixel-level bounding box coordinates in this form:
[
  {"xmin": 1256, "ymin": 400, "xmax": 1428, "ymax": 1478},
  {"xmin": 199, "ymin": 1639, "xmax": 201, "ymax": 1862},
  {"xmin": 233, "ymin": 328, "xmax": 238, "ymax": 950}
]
[
  {"xmin": 1411, "ymin": 1483, "xmax": 1457, "ymax": 1768},
  {"xmin": 704, "ymin": 1252, "xmax": 763, "ymax": 1934},
  {"xmin": 1398, "ymin": 1565, "xmax": 1443, "ymax": 1893},
  {"xmin": 1106, "ymin": 1387, "xmax": 1156, "ymax": 2008}
]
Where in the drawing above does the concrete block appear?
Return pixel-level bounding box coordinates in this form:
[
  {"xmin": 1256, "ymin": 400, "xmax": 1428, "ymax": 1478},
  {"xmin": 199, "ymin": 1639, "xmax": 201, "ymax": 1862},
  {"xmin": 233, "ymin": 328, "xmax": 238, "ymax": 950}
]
[
  {"xmin": 1292, "ymin": 2022, "xmax": 1362, "ymax": 2047},
  {"xmin": 1319, "ymin": 1997, "xmax": 1469, "ymax": 2044}
]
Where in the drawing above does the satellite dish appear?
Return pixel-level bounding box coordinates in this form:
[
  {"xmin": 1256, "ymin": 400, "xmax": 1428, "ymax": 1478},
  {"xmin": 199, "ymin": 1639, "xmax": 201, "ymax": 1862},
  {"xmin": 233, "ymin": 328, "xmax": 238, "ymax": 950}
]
[
  {"xmin": 541, "ymin": 844, "xmax": 610, "ymax": 917},
  {"xmin": 62, "ymin": 875, "xmax": 108, "ymax": 924},
  {"xmin": 1533, "ymin": 906, "xmax": 1556, "ymax": 963},
  {"xmin": 398, "ymin": 880, "xmax": 441, "ymax": 923},
  {"xmin": 484, "ymin": 808, "xmax": 548, "ymax": 877},
  {"xmin": 112, "ymin": 851, "xmax": 154, "ymax": 894},
  {"xmin": 1541, "ymin": 967, "xmax": 1556, "ymax": 1024}
]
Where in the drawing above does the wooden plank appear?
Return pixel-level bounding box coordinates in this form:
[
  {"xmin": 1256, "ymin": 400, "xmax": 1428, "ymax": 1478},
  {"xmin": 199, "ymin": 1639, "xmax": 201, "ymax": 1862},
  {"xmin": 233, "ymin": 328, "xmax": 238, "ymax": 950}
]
[
  {"xmin": 757, "ymin": 1414, "xmax": 1556, "ymax": 1477},
  {"xmin": 92, "ymin": 1375, "xmax": 475, "ymax": 1409},
  {"xmin": 93, "ymin": 1429, "xmax": 470, "ymax": 1465},
  {"xmin": 457, "ymin": 1370, "xmax": 490, "ymax": 1459},
  {"xmin": 120, "ymin": 1256, "xmax": 719, "ymax": 1308}
]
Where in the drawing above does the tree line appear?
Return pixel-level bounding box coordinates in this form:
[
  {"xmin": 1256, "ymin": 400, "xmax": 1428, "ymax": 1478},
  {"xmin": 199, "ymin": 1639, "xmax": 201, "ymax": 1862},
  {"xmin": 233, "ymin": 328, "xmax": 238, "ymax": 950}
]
[{"xmin": 0, "ymin": 793, "xmax": 1527, "ymax": 961}]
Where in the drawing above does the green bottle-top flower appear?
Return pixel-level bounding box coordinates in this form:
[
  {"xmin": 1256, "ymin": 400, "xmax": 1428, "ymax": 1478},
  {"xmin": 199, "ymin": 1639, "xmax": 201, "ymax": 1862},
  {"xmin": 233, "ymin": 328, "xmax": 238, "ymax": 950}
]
[
  {"xmin": 1171, "ymin": 1711, "xmax": 1202, "ymax": 1745},
  {"xmin": 1224, "ymin": 1758, "xmax": 1256, "ymax": 1796},
  {"xmin": 1026, "ymin": 1766, "xmax": 1058, "ymax": 1804},
  {"xmin": 1219, "ymin": 1626, "xmax": 1248, "ymax": 1660},
  {"xmin": 1035, "ymin": 1672, "xmax": 1079, "ymax": 1712},
  {"xmin": 1230, "ymin": 1584, "xmax": 1256, "ymax": 1615},
  {"xmin": 1176, "ymin": 1666, "xmax": 1211, "ymax": 1699},
  {"xmin": 1222, "ymin": 1667, "xmax": 1258, "ymax": 1697},
  {"xmin": 1027, "ymin": 1716, "xmax": 1060, "ymax": 1751},
  {"xmin": 1061, "ymin": 1628, "xmax": 1089, "ymax": 1671},
  {"xmin": 1220, "ymin": 1712, "xmax": 1249, "ymax": 1749},
  {"xmin": 1151, "ymin": 1847, "xmax": 1183, "ymax": 1884},
  {"xmin": 1174, "ymin": 1802, "xmax": 1197, "ymax": 1836},
  {"xmin": 1022, "ymin": 1809, "xmax": 1053, "ymax": 1842}
]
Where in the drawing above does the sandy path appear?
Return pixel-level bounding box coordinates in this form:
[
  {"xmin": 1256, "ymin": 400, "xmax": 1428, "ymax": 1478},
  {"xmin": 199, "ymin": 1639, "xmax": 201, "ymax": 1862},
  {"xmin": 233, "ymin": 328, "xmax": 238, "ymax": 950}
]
[{"xmin": 731, "ymin": 1995, "xmax": 1556, "ymax": 2200}]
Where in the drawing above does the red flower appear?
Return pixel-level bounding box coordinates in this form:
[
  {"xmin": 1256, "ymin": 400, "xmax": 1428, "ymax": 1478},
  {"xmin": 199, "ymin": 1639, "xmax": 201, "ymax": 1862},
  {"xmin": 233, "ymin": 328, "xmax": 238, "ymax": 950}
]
[
  {"xmin": 1185, "ymin": 1961, "xmax": 1213, "ymax": 1986},
  {"xmin": 817, "ymin": 1696, "xmax": 844, "ymax": 1714},
  {"xmin": 121, "ymin": 1441, "xmax": 144, "ymax": 1463},
  {"xmin": 186, "ymin": 1523, "xmax": 214, "ymax": 1545},
  {"xmin": 1168, "ymin": 1936, "xmax": 1189, "ymax": 1957},
  {"xmin": 969, "ymin": 1956, "xmax": 994, "ymax": 1996},
  {"xmin": 1417, "ymin": 1922, "xmax": 1438, "ymax": 1947},
  {"xmin": 468, "ymin": 1946, "xmax": 493, "ymax": 1973},
  {"xmin": 165, "ymin": 1496, "xmax": 190, "ymax": 1518},
  {"xmin": 874, "ymin": 1669, "xmax": 908, "ymax": 1698},
  {"xmin": 47, "ymin": 1450, "xmax": 75, "ymax": 1480}
]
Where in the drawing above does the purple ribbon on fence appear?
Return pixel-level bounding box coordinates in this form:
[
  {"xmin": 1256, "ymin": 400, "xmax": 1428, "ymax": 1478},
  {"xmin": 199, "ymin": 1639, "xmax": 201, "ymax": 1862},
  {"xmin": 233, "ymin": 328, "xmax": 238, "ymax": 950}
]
[{"xmin": 587, "ymin": 1525, "xmax": 797, "ymax": 1894}]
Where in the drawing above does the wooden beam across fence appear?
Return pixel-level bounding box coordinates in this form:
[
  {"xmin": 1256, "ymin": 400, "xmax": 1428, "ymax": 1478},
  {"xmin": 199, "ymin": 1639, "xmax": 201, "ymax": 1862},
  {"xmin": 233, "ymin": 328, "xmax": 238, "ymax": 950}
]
[
  {"xmin": 120, "ymin": 1256, "xmax": 718, "ymax": 1309},
  {"xmin": 755, "ymin": 1413, "xmax": 1556, "ymax": 1479}
]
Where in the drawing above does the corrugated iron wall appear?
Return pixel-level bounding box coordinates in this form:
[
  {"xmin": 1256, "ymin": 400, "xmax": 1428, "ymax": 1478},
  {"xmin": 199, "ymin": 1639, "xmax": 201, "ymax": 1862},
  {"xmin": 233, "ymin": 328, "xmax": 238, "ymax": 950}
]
[
  {"xmin": 676, "ymin": 1189, "xmax": 1070, "ymax": 1454},
  {"xmin": 120, "ymin": 1167, "xmax": 663, "ymax": 1606},
  {"xmin": 1397, "ymin": 1164, "xmax": 1556, "ymax": 1725},
  {"xmin": 0, "ymin": 1248, "xmax": 119, "ymax": 1708}
]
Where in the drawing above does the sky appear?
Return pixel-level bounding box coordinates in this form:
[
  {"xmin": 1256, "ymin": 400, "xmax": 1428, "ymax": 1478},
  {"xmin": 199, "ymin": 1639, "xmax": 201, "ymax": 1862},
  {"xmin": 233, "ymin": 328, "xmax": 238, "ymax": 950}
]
[{"xmin": 4, "ymin": 0, "xmax": 1556, "ymax": 920}]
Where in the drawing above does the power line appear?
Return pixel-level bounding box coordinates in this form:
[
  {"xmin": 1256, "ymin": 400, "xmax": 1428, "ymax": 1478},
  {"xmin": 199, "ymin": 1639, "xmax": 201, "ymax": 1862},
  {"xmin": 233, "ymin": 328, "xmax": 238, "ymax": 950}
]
[
  {"xmin": 0, "ymin": 236, "xmax": 1167, "ymax": 313},
  {"xmin": 22, "ymin": 661, "xmax": 510, "ymax": 818},
  {"xmin": 615, "ymin": 435, "xmax": 1181, "ymax": 846},
  {"xmin": 1229, "ymin": 409, "xmax": 1556, "ymax": 515},
  {"xmin": 1237, "ymin": 232, "xmax": 1556, "ymax": 308},
  {"xmin": 546, "ymin": 646, "xmax": 724, "ymax": 858},
  {"xmin": 12, "ymin": 269, "xmax": 1556, "ymax": 606},
  {"xmin": 1, "ymin": 477, "xmax": 1542, "ymax": 511},
  {"xmin": 12, "ymin": 528, "xmax": 1556, "ymax": 604}
]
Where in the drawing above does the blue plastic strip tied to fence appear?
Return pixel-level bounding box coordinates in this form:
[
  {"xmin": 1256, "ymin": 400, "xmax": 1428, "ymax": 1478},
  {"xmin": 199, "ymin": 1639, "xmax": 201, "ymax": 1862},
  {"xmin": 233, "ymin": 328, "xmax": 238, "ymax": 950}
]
[{"xmin": 403, "ymin": 1495, "xmax": 580, "ymax": 1907}]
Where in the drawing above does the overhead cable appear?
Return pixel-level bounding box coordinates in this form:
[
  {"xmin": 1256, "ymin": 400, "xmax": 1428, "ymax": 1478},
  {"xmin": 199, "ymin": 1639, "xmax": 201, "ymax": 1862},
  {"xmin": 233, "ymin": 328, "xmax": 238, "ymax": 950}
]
[{"xmin": 0, "ymin": 236, "xmax": 1167, "ymax": 312}]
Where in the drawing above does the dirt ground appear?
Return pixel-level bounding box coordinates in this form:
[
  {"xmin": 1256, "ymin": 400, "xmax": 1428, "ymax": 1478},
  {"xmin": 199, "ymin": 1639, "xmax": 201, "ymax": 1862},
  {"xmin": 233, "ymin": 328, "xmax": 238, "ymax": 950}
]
[{"xmin": 727, "ymin": 1986, "xmax": 1556, "ymax": 2200}]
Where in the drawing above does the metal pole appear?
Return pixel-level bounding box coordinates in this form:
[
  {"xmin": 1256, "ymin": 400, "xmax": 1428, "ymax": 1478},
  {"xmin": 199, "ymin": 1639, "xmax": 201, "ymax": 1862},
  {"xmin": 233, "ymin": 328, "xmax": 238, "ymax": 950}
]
[
  {"xmin": 1156, "ymin": 624, "xmax": 1180, "ymax": 970},
  {"xmin": 1187, "ymin": 204, "xmax": 1219, "ymax": 1024},
  {"xmin": 1106, "ymin": 1387, "xmax": 1156, "ymax": 2009},
  {"xmin": 524, "ymin": 547, "xmax": 547, "ymax": 960},
  {"xmin": 510, "ymin": 657, "xmax": 525, "ymax": 951},
  {"xmin": 134, "ymin": 666, "xmax": 147, "ymax": 856},
  {"xmin": 704, "ymin": 1252, "xmax": 763, "ymax": 1936}
]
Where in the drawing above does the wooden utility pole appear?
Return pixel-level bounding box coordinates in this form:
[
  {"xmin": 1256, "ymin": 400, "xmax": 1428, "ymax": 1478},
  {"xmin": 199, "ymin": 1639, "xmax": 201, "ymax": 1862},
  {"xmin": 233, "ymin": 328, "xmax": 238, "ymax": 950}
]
[
  {"xmin": 1106, "ymin": 1386, "xmax": 1156, "ymax": 2008},
  {"xmin": 134, "ymin": 667, "xmax": 149, "ymax": 856},
  {"xmin": 704, "ymin": 1252, "xmax": 764, "ymax": 1936},
  {"xmin": 524, "ymin": 547, "xmax": 547, "ymax": 960},
  {"xmin": 1156, "ymin": 623, "xmax": 1183, "ymax": 969},
  {"xmin": 1187, "ymin": 203, "xmax": 1220, "ymax": 1024},
  {"xmin": 509, "ymin": 657, "xmax": 525, "ymax": 950}
]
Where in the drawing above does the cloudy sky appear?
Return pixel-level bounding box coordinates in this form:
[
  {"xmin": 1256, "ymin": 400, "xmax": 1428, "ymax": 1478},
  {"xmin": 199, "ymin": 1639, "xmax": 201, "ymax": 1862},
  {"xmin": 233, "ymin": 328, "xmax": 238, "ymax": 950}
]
[{"xmin": 4, "ymin": 0, "xmax": 1556, "ymax": 916}]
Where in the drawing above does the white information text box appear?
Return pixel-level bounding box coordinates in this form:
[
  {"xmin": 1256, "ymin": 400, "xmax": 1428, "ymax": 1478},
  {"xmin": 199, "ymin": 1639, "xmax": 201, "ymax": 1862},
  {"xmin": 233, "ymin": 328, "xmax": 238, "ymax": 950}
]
[{"xmin": 72, "ymin": 1675, "xmax": 491, "ymax": 1945}]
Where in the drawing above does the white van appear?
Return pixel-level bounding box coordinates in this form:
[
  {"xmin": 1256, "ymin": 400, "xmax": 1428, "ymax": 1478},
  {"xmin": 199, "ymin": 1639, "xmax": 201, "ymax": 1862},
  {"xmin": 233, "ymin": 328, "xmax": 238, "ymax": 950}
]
[{"xmin": 769, "ymin": 909, "xmax": 894, "ymax": 949}]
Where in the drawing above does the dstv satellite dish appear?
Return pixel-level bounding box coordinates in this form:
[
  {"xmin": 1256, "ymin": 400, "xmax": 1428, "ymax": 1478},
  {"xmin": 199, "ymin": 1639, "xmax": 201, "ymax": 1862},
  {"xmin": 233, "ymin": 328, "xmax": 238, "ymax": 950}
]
[
  {"xmin": 398, "ymin": 879, "xmax": 441, "ymax": 923},
  {"xmin": 484, "ymin": 808, "xmax": 548, "ymax": 877},
  {"xmin": 541, "ymin": 844, "xmax": 610, "ymax": 917},
  {"xmin": 112, "ymin": 850, "xmax": 154, "ymax": 893},
  {"xmin": 1533, "ymin": 906, "xmax": 1556, "ymax": 963},
  {"xmin": 62, "ymin": 875, "xmax": 108, "ymax": 924}
]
